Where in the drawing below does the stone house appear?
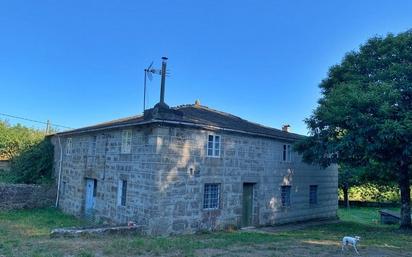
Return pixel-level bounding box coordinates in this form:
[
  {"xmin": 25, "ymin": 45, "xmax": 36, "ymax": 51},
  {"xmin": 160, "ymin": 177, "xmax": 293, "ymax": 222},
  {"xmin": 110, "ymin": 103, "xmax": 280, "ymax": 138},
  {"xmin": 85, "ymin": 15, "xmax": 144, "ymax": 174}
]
[{"xmin": 51, "ymin": 101, "xmax": 337, "ymax": 235}]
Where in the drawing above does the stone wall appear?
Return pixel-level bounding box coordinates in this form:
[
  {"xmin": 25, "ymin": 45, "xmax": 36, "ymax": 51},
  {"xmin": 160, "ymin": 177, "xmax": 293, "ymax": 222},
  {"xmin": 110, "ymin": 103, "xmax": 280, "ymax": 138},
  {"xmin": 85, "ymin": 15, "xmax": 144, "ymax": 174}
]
[
  {"xmin": 52, "ymin": 125, "xmax": 160, "ymax": 229},
  {"xmin": 52, "ymin": 123, "xmax": 338, "ymax": 235},
  {"xmin": 150, "ymin": 125, "xmax": 338, "ymax": 234},
  {"xmin": 0, "ymin": 183, "xmax": 57, "ymax": 211},
  {"xmin": 0, "ymin": 160, "xmax": 10, "ymax": 171}
]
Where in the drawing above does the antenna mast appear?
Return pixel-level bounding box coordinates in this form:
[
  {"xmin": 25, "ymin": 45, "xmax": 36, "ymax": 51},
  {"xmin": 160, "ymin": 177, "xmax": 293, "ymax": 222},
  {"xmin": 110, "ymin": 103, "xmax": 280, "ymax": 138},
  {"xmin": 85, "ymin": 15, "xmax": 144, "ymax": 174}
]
[
  {"xmin": 143, "ymin": 68, "xmax": 147, "ymax": 111},
  {"xmin": 143, "ymin": 61, "xmax": 154, "ymax": 112},
  {"xmin": 142, "ymin": 57, "xmax": 169, "ymax": 112}
]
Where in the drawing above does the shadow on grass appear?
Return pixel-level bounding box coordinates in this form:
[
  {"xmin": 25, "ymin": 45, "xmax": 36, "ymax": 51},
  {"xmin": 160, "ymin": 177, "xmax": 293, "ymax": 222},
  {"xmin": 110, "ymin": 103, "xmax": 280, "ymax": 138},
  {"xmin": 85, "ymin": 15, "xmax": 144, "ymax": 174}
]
[
  {"xmin": 1, "ymin": 207, "xmax": 411, "ymax": 257},
  {"xmin": 283, "ymin": 220, "xmax": 412, "ymax": 250},
  {"xmin": 0, "ymin": 208, "xmax": 88, "ymax": 237}
]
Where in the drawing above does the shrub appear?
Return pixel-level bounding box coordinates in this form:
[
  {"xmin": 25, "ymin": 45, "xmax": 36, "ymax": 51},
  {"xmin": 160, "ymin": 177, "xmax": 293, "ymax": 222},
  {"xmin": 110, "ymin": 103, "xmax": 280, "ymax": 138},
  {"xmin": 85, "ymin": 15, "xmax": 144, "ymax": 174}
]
[
  {"xmin": 0, "ymin": 168, "xmax": 15, "ymax": 183},
  {"xmin": 9, "ymin": 138, "xmax": 54, "ymax": 184},
  {"xmin": 338, "ymin": 183, "xmax": 402, "ymax": 203},
  {"xmin": 0, "ymin": 121, "xmax": 44, "ymax": 160},
  {"xmin": 0, "ymin": 120, "xmax": 54, "ymax": 184}
]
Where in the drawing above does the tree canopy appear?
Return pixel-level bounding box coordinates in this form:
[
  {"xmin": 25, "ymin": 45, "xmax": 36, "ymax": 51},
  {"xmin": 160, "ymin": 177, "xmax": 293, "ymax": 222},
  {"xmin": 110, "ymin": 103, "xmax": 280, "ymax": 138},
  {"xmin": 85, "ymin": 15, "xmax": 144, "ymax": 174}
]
[
  {"xmin": 0, "ymin": 120, "xmax": 44, "ymax": 160},
  {"xmin": 0, "ymin": 120, "xmax": 53, "ymax": 184},
  {"xmin": 10, "ymin": 138, "xmax": 54, "ymax": 184},
  {"xmin": 295, "ymin": 31, "xmax": 412, "ymax": 229}
]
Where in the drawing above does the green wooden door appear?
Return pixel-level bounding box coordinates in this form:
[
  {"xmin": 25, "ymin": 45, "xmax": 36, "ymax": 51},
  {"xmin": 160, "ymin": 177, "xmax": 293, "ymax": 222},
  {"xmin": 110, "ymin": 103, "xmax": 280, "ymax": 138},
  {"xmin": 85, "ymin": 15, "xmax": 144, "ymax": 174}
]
[{"xmin": 242, "ymin": 183, "xmax": 254, "ymax": 227}]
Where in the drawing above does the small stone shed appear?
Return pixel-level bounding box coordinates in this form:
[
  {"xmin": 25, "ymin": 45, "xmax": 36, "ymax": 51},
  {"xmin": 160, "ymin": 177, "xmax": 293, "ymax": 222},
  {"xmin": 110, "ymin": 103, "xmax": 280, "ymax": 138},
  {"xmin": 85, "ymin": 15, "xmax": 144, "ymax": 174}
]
[
  {"xmin": 0, "ymin": 158, "xmax": 10, "ymax": 171},
  {"xmin": 51, "ymin": 101, "xmax": 338, "ymax": 235}
]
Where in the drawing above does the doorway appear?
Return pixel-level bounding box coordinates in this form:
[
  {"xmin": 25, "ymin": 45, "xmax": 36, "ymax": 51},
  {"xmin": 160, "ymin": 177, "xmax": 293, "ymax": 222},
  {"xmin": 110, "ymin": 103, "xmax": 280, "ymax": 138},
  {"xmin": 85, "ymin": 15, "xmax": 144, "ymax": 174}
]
[
  {"xmin": 85, "ymin": 178, "xmax": 96, "ymax": 216},
  {"xmin": 242, "ymin": 183, "xmax": 254, "ymax": 227}
]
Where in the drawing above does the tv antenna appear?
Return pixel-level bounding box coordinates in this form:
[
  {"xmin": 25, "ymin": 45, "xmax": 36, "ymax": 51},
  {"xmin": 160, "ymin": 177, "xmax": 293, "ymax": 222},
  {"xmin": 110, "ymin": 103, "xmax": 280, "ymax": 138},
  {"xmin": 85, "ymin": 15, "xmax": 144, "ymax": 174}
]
[{"xmin": 143, "ymin": 61, "xmax": 162, "ymax": 111}]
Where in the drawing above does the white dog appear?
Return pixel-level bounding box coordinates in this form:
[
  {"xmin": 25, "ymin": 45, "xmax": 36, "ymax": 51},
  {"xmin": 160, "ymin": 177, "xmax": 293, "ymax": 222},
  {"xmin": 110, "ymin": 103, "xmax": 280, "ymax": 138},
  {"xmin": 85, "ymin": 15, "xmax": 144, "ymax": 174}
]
[{"xmin": 341, "ymin": 236, "xmax": 361, "ymax": 255}]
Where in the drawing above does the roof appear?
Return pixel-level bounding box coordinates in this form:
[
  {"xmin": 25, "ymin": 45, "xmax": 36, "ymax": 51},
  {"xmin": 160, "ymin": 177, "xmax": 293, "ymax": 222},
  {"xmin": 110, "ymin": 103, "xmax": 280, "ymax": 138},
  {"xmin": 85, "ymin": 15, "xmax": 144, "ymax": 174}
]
[{"xmin": 54, "ymin": 104, "xmax": 302, "ymax": 141}]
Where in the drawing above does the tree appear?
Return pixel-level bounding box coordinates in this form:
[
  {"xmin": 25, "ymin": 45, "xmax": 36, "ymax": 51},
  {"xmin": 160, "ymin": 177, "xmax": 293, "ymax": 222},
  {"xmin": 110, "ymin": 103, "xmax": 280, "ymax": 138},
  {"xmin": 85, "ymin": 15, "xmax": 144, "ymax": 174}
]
[
  {"xmin": 0, "ymin": 120, "xmax": 44, "ymax": 160},
  {"xmin": 10, "ymin": 138, "xmax": 54, "ymax": 184},
  {"xmin": 295, "ymin": 31, "xmax": 412, "ymax": 229},
  {"xmin": 0, "ymin": 120, "xmax": 53, "ymax": 184},
  {"xmin": 338, "ymin": 165, "xmax": 364, "ymax": 208}
]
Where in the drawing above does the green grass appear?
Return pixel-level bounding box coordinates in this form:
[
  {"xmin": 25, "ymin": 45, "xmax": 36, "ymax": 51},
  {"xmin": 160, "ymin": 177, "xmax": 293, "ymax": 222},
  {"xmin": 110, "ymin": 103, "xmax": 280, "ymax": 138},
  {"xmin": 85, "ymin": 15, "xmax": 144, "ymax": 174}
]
[
  {"xmin": 102, "ymin": 231, "xmax": 292, "ymax": 256},
  {"xmin": 0, "ymin": 208, "xmax": 88, "ymax": 256},
  {"xmin": 0, "ymin": 207, "xmax": 411, "ymax": 257},
  {"xmin": 282, "ymin": 207, "xmax": 409, "ymax": 248},
  {"xmin": 0, "ymin": 208, "xmax": 87, "ymax": 236},
  {"xmin": 338, "ymin": 206, "xmax": 400, "ymax": 226}
]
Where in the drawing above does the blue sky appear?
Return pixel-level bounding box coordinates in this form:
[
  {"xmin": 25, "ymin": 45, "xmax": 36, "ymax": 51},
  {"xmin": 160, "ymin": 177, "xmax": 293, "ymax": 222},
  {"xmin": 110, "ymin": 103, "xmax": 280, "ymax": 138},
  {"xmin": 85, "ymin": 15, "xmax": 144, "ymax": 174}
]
[{"xmin": 1, "ymin": 1, "xmax": 411, "ymax": 134}]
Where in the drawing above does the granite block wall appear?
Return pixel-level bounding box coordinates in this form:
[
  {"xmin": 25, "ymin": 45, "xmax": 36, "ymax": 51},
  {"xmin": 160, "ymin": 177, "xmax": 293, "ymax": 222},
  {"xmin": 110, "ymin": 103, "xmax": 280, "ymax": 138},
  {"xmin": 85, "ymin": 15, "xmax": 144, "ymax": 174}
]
[
  {"xmin": 52, "ymin": 123, "xmax": 338, "ymax": 235},
  {"xmin": 0, "ymin": 160, "xmax": 10, "ymax": 171},
  {"xmin": 53, "ymin": 125, "xmax": 161, "ymax": 230},
  {"xmin": 150, "ymin": 126, "xmax": 338, "ymax": 234},
  {"xmin": 0, "ymin": 183, "xmax": 56, "ymax": 211}
]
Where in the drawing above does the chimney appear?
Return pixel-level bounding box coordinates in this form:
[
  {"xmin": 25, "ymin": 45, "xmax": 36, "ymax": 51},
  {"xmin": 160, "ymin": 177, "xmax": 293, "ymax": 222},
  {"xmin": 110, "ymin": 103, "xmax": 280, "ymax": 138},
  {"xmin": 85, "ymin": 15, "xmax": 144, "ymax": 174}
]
[
  {"xmin": 194, "ymin": 99, "xmax": 201, "ymax": 106},
  {"xmin": 159, "ymin": 57, "xmax": 168, "ymax": 105},
  {"xmin": 152, "ymin": 57, "xmax": 169, "ymax": 110},
  {"xmin": 282, "ymin": 124, "xmax": 291, "ymax": 132}
]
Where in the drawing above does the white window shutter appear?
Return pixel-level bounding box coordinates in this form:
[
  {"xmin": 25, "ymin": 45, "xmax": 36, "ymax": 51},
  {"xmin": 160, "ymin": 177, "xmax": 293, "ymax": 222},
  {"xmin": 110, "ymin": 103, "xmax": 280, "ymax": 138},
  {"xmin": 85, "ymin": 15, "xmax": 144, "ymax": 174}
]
[{"xmin": 121, "ymin": 129, "xmax": 132, "ymax": 154}]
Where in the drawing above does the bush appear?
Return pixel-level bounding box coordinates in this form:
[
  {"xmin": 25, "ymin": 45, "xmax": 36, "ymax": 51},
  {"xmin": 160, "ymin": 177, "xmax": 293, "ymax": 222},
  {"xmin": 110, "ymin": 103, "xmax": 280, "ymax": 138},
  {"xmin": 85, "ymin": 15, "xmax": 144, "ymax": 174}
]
[
  {"xmin": 338, "ymin": 183, "xmax": 401, "ymax": 203},
  {"xmin": 0, "ymin": 168, "xmax": 15, "ymax": 183},
  {"xmin": 0, "ymin": 121, "xmax": 44, "ymax": 160},
  {"xmin": 9, "ymin": 138, "xmax": 54, "ymax": 184},
  {"xmin": 0, "ymin": 120, "xmax": 54, "ymax": 184}
]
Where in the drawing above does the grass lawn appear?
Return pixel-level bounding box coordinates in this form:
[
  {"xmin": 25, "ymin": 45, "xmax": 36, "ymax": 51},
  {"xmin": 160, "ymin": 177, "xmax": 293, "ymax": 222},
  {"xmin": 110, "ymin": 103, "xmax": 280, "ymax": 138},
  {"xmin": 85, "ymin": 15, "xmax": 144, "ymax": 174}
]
[{"xmin": 0, "ymin": 207, "xmax": 411, "ymax": 257}]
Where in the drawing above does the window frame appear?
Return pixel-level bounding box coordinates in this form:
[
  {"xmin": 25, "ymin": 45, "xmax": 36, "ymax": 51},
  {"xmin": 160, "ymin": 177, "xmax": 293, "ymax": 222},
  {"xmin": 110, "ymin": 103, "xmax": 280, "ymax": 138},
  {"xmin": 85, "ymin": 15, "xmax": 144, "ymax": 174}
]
[
  {"xmin": 203, "ymin": 183, "xmax": 220, "ymax": 210},
  {"xmin": 117, "ymin": 179, "xmax": 127, "ymax": 206},
  {"xmin": 93, "ymin": 179, "xmax": 98, "ymax": 198},
  {"xmin": 121, "ymin": 129, "xmax": 132, "ymax": 154},
  {"xmin": 281, "ymin": 185, "xmax": 291, "ymax": 207},
  {"xmin": 207, "ymin": 134, "xmax": 221, "ymax": 157},
  {"xmin": 309, "ymin": 185, "xmax": 318, "ymax": 205},
  {"xmin": 90, "ymin": 135, "xmax": 97, "ymax": 156},
  {"xmin": 282, "ymin": 144, "xmax": 292, "ymax": 162},
  {"xmin": 66, "ymin": 138, "xmax": 72, "ymax": 155},
  {"xmin": 61, "ymin": 181, "xmax": 66, "ymax": 196}
]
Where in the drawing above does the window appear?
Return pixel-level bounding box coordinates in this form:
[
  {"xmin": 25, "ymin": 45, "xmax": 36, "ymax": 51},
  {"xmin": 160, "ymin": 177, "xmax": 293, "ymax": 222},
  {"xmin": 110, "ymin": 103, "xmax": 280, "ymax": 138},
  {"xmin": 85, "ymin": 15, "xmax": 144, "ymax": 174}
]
[
  {"xmin": 61, "ymin": 181, "xmax": 66, "ymax": 196},
  {"xmin": 90, "ymin": 135, "xmax": 97, "ymax": 156},
  {"xmin": 203, "ymin": 183, "xmax": 220, "ymax": 209},
  {"xmin": 282, "ymin": 144, "xmax": 292, "ymax": 162},
  {"xmin": 66, "ymin": 138, "xmax": 72, "ymax": 155},
  {"xmin": 93, "ymin": 179, "xmax": 98, "ymax": 197},
  {"xmin": 281, "ymin": 185, "xmax": 291, "ymax": 207},
  {"xmin": 117, "ymin": 180, "xmax": 127, "ymax": 206},
  {"xmin": 121, "ymin": 130, "xmax": 132, "ymax": 154},
  {"xmin": 207, "ymin": 135, "xmax": 221, "ymax": 157},
  {"xmin": 309, "ymin": 185, "xmax": 318, "ymax": 205}
]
